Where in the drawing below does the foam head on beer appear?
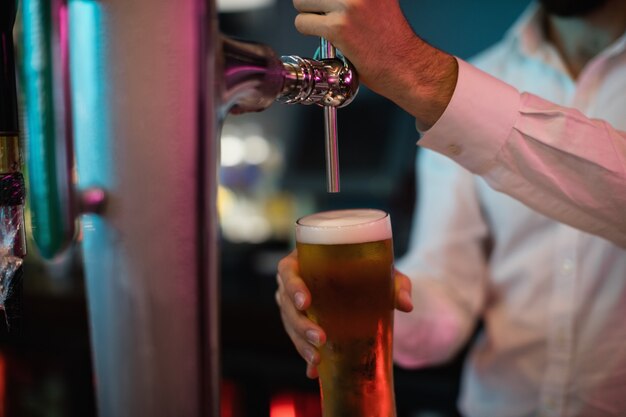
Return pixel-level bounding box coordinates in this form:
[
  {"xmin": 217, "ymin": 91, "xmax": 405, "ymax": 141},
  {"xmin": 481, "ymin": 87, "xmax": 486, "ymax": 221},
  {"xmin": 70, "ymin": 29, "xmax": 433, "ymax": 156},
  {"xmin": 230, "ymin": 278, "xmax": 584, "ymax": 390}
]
[{"xmin": 296, "ymin": 209, "xmax": 392, "ymax": 245}]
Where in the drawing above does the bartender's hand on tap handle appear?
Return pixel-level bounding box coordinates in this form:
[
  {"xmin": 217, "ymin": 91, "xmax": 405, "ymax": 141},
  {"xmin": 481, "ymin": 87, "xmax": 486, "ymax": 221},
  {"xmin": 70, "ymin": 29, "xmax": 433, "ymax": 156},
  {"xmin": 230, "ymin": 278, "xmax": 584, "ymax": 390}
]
[
  {"xmin": 292, "ymin": 0, "xmax": 458, "ymax": 131},
  {"xmin": 275, "ymin": 250, "xmax": 413, "ymax": 379}
]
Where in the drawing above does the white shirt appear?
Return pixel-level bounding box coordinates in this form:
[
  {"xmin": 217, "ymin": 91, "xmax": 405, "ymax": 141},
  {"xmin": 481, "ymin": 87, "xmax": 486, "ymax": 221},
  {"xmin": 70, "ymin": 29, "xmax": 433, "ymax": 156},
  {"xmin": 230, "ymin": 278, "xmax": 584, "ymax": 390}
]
[
  {"xmin": 393, "ymin": 5, "xmax": 626, "ymax": 417},
  {"xmin": 420, "ymin": 10, "xmax": 626, "ymax": 249}
]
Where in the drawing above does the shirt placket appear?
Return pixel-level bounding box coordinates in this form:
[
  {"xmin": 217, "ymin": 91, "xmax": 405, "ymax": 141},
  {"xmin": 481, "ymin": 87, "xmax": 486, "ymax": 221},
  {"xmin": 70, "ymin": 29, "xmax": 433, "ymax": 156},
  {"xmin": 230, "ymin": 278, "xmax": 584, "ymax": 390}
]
[{"xmin": 539, "ymin": 225, "xmax": 578, "ymax": 417}]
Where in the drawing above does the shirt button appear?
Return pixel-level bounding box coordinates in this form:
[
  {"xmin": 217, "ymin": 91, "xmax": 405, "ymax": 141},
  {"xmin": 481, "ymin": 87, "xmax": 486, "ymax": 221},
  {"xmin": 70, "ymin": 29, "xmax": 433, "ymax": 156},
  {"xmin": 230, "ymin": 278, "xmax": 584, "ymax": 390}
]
[
  {"xmin": 447, "ymin": 144, "xmax": 462, "ymax": 156},
  {"xmin": 561, "ymin": 259, "xmax": 574, "ymax": 274}
]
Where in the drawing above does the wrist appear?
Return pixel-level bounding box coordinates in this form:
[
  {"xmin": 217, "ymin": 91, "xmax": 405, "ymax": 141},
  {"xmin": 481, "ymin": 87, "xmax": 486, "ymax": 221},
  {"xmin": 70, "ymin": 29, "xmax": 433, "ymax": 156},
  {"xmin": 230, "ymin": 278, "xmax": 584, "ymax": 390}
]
[{"xmin": 383, "ymin": 39, "xmax": 459, "ymax": 131}]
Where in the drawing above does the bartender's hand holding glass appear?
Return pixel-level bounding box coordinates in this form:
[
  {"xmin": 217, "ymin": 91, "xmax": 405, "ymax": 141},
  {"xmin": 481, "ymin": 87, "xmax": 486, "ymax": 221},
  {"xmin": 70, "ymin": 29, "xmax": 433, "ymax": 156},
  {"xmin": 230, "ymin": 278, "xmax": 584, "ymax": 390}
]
[{"xmin": 275, "ymin": 250, "xmax": 414, "ymax": 379}]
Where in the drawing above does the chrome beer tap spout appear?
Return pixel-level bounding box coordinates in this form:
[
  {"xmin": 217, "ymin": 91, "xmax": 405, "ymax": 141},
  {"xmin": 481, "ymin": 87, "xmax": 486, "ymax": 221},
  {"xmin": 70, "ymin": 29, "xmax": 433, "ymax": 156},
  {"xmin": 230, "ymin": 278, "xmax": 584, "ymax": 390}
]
[
  {"xmin": 279, "ymin": 51, "xmax": 359, "ymax": 108},
  {"xmin": 220, "ymin": 36, "xmax": 358, "ymax": 192},
  {"xmin": 281, "ymin": 38, "xmax": 354, "ymax": 192},
  {"xmin": 220, "ymin": 36, "xmax": 359, "ymax": 114}
]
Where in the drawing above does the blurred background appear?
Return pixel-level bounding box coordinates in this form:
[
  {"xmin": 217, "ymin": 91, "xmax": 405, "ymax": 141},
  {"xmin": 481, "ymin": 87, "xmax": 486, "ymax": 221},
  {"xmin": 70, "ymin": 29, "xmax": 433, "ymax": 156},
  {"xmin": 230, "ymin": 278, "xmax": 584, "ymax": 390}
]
[{"xmin": 0, "ymin": 0, "xmax": 529, "ymax": 416}]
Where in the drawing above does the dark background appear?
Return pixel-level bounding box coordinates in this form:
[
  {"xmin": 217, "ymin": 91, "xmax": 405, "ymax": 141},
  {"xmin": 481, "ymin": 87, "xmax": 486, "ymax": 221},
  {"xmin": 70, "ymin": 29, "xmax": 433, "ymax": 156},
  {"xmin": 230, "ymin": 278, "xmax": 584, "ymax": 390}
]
[{"xmin": 1, "ymin": 1, "xmax": 530, "ymax": 416}]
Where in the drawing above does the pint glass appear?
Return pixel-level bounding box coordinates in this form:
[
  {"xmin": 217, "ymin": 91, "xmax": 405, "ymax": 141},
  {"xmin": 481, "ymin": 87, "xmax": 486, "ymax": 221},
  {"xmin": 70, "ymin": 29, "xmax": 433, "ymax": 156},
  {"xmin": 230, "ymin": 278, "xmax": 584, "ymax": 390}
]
[{"xmin": 295, "ymin": 209, "xmax": 396, "ymax": 417}]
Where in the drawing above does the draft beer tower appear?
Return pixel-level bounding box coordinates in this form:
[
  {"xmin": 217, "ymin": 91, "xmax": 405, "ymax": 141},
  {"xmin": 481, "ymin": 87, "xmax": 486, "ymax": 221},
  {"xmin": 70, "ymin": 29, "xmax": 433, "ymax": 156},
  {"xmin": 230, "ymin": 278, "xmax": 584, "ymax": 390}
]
[{"xmin": 18, "ymin": 0, "xmax": 358, "ymax": 416}]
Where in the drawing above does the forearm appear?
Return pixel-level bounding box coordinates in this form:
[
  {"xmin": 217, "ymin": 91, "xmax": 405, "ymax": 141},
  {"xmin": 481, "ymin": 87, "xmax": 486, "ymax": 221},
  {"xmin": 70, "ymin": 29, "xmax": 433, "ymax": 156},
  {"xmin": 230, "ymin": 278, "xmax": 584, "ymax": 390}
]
[
  {"xmin": 394, "ymin": 277, "xmax": 477, "ymax": 368},
  {"xmin": 364, "ymin": 36, "xmax": 459, "ymax": 131}
]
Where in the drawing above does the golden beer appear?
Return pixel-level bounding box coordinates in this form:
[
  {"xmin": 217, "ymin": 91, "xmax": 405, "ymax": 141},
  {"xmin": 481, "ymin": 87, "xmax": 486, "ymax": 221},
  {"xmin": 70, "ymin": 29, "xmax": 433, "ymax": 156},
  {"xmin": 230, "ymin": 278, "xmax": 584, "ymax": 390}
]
[{"xmin": 296, "ymin": 209, "xmax": 396, "ymax": 417}]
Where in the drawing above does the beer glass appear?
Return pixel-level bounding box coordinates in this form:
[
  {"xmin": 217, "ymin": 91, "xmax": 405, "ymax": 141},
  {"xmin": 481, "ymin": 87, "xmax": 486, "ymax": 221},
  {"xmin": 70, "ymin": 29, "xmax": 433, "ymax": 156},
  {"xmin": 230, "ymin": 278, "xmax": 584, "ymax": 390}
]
[{"xmin": 295, "ymin": 209, "xmax": 396, "ymax": 417}]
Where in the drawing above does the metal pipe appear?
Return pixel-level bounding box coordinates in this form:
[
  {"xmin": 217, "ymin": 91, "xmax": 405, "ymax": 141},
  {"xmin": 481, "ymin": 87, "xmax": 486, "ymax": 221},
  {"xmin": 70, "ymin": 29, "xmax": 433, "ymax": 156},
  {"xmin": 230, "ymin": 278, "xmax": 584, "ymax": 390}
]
[
  {"xmin": 68, "ymin": 1, "xmax": 208, "ymax": 415},
  {"xmin": 320, "ymin": 38, "xmax": 341, "ymax": 192}
]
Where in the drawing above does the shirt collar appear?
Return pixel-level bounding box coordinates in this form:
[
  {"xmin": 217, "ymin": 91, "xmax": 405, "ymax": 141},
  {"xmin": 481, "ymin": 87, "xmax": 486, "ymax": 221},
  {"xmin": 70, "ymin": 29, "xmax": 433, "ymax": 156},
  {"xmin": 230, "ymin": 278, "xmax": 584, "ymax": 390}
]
[
  {"xmin": 503, "ymin": 2, "xmax": 626, "ymax": 68},
  {"xmin": 602, "ymin": 27, "xmax": 626, "ymax": 59},
  {"xmin": 504, "ymin": 2, "xmax": 546, "ymax": 58}
]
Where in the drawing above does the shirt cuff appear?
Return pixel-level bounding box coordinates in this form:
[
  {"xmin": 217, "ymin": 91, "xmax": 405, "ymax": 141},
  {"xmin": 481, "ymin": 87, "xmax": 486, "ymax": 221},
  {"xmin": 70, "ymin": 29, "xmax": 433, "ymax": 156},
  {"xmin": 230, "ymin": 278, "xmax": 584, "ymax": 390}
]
[{"xmin": 418, "ymin": 58, "xmax": 522, "ymax": 174}]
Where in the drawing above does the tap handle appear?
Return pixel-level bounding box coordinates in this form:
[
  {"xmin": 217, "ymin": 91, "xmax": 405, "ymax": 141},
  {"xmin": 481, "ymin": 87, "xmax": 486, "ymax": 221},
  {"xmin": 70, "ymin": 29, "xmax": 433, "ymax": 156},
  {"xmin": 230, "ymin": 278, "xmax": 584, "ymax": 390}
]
[{"xmin": 319, "ymin": 38, "xmax": 340, "ymax": 192}]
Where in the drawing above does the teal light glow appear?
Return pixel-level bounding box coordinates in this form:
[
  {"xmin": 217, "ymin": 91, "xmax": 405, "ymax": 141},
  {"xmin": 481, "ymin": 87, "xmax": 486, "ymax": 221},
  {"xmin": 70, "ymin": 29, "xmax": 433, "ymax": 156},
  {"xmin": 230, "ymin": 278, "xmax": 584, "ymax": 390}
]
[
  {"xmin": 21, "ymin": 0, "xmax": 66, "ymax": 259},
  {"xmin": 69, "ymin": 0, "xmax": 113, "ymax": 191},
  {"xmin": 67, "ymin": 3, "xmax": 115, "ymax": 408}
]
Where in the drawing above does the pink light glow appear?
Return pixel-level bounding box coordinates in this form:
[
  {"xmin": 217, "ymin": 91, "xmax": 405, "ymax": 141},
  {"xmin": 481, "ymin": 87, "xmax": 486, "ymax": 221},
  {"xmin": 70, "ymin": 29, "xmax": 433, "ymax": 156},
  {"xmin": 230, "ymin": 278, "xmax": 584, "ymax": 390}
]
[
  {"xmin": 270, "ymin": 391, "xmax": 322, "ymax": 417},
  {"xmin": 221, "ymin": 380, "xmax": 240, "ymax": 417},
  {"xmin": 270, "ymin": 394, "xmax": 297, "ymax": 417},
  {"xmin": 0, "ymin": 350, "xmax": 6, "ymax": 417}
]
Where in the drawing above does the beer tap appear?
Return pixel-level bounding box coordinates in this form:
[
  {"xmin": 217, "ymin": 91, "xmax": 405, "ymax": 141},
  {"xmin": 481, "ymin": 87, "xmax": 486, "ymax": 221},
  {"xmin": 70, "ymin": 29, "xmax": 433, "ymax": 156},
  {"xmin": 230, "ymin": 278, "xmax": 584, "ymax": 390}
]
[{"xmin": 220, "ymin": 35, "xmax": 358, "ymax": 192}]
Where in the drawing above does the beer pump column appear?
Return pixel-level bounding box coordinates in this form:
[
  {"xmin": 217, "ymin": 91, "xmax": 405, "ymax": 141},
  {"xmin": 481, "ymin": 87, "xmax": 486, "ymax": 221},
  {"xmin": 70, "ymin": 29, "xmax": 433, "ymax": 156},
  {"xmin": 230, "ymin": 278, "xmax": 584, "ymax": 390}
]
[{"xmin": 17, "ymin": 0, "xmax": 359, "ymax": 415}]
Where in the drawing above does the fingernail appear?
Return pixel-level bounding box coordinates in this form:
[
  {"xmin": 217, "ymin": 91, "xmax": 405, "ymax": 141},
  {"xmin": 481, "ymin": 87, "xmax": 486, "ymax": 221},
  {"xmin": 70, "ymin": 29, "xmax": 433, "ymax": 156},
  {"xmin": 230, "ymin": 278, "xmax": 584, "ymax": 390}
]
[
  {"xmin": 305, "ymin": 330, "xmax": 320, "ymax": 347},
  {"xmin": 294, "ymin": 292, "xmax": 306, "ymax": 309},
  {"xmin": 402, "ymin": 290, "xmax": 414, "ymax": 310},
  {"xmin": 304, "ymin": 348, "xmax": 316, "ymax": 365}
]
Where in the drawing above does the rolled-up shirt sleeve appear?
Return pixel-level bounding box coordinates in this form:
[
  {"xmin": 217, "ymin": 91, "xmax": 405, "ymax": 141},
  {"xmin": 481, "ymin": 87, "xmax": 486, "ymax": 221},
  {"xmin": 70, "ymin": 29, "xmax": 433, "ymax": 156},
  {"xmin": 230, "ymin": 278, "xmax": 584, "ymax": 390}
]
[{"xmin": 419, "ymin": 58, "xmax": 626, "ymax": 248}]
